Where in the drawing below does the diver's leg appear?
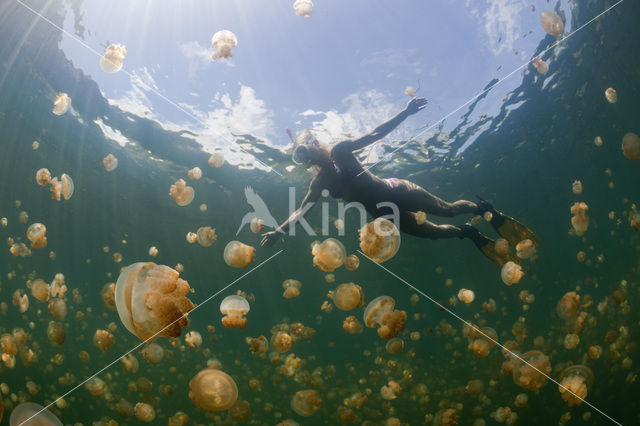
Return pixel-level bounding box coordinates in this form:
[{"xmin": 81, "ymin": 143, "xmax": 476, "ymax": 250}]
[{"xmin": 393, "ymin": 180, "xmax": 479, "ymax": 218}]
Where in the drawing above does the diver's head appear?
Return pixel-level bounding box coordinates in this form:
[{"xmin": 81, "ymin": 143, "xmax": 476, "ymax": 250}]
[{"xmin": 292, "ymin": 129, "xmax": 326, "ymax": 166}]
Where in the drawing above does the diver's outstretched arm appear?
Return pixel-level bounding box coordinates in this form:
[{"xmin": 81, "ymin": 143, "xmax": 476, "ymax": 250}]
[
  {"xmin": 261, "ymin": 178, "xmax": 323, "ymax": 247},
  {"xmin": 337, "ymin": 97, "xmax": 427, "ymax": 153}
]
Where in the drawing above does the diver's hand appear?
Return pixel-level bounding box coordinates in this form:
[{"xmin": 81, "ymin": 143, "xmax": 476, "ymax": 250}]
[
  {"xmin": 406, "ymin": 97, "xmax": 428, "ymax": 114},
  {"xmin": 260, "ymin": 231, "xmax": 281, "ymax": 248}
]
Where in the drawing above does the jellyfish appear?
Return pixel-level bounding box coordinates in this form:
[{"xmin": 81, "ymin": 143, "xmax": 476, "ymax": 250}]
[
  {"xmin": 512, "ymin": 350, "xmax": 551, "ymax": 391},
  {"xmin": 0, "ymin": 217, "xmax": 6, "ymax": 227},
  {"xmin": 169, "ymin": 179, "xmax": 195, "ymax": 206},
  {"xmin": 363, "ymin": 296, "xmax": 407, "ymax": 339},
  {"xmin": 380, "ymin": 380, "xmax": 401, "ymax": 400},
  {"xmin": 223, "ymin": 241, "xmax": 255, "ymax": 268},
  {"xmin": 310, "ymin": 238, "xmax": 346, "ymax": 272},
  {"xmin": 211, "ymin": 30, "xmax": 237, "ymax": 60},
  {"xmin": 515, "ymin": 239, "xmax": 535, "ymax": 259},
  {"xmin": 433, "ymin": 408, "xmax": 458, "ymax": 426},
  {"xmin": 114, "ymin": 262, "xmax": 195, "ymax": 340},
  {"xmin": 48, "ymin": 298, "xmax": 67, "ymax": 319},
  {"xmin": 558, "ymin": 365, "xmax": 593, "ymax": 407},
  {"xmin": 630, "ymin": 211, "xmax": 640, "ymax": 231},
  {"xmin": 622, "ymin": 132, "xmax": 640, "ymax": 161},
  {"xmin": 556, "ymin": 291, "xmax": 580, "ymax": 320},
  {"xmin": 359, "ymin": 217, "xmax": 400, "ymax": 263},
  {"xmin": 271, "ymin": 331, "xmax": 292, "ymax": 353},
  {"xmin": 572, "ymin": 180, "xmax": 583, "ymax": 195},
  {"xmin": 100, "ymin": 44, "xmax": 127, "ymax": 73},
  {"xmin": 563, "ymin": 333, "xmax": 579, "ymax": 349},
  {"xmin": 188, "ymin": 167, "xmax": 202, "ymax": 180},
  {"xmin": 465, "ymin": 379, "xmax": 483, "ymax": 395},
  {"xmin": 31, "ymin": 279, "xmax": 50, "ymax": 302},
  {"xmin": 189, "ymin": 369, "xmax": 238, "ymax": 412},
  {"xmin": 141, "ymin": 343, "xmax": 164, "ymax": 363},
  {"xmin": 247, "ymin": 335, "xmax": 269, "ymax": 354},
  {"xmin": 344, "ymin": 254, "xmax": 360, "ymax": 271},
  {"xmin": 404, "ymin": 86, "xmax": 416, "ymax": 97},
  {"xmin": 229, "ymin": 400, "xmax": 251, "ymax": 422},
  {"xmin": 457, "ymin": 288, "xmax": 475, "ymax": 305},
  {"xmin": 570, "ymin": 202, "xmax": 589, "ymax": 235},
  {"xmin": 52, "ymin": 92, "xmax": 71, "ymax": 115},
  {"xmin": 250, "ymin": 218, "xmax": 264, "ymax": 233},
  {"xmin": 36, "ymin": 168, "xmax": 51, "ymax": 186},
  {"xmin": 148, "ymin": 246, "xmax": 158, "ymax": 257},
  {"xmin": 385, "ymin": 337, "xmax": 404, "ymax": 354},
  {"xmin": 282, "ymin": 279, "xmax": 302, "ymax": 299},
  {"xmin": 293, "ymin": 0, "xmax": 313, "ymax": 18},
  {"xmin": 103, "ymin": 154, "xmax": 118, "ymax": 171},
  {"xmin": 50, "ymin": 173, "xmax": 74, "ymax": 201},
  {"xmin": 208, "ymin": 152, "xmax": 225, "ymax": 168},
  {"xmin": 532, "ymin": 57, "xmax": 548, "ymax": 74},
  {"xmin": 342, "ymin": 315, "xmax": 362, "ymax": 334},
  {"xmin": 186, "ymin": 232, "xmax": 198, "ymax": 244},
  {"xmin": 501, "ymin": 261, "xmax": 523, "ymax": 285},
  {"xmin": 333, "ymin": 283, "xmax": 364, "ymax": 311},
  {"xmin": 134, "ymin": 402, "xmax": 156, "ymax": 422},
  {"xmin": 26, "ymin": 223, "xmax": 47, "ymax": 249},
  {"xmin": 185, "ymin": 331, "xmax": 202, "ymax": 348},
  {"xmin": 494, "ymin": 238, "xmax": 509, "ymax": 255},
  {"xmin": 604, "ymin": 87, "xmax": 617, "ymax": 104},
  {"xmin": 220, "ymin": 295, "xmax": 250, "ymax": 328},
  {"xmin": 94, "ymin": 329, "xmax": 115, "ymax": 351},
  {"xmin": 9, "ymin": 402, "xmax": 62, "ymax": 426},
  {"xmin": 291, "ymin": 390, "xmax": 321, "ymax": 416},
  {"xmin": 200, "ymin": 203, "xmax": 207, "ymax": 212},
  {"xmin": 540, "ymin": 11, "xmax": 563, "ymax": 36}
]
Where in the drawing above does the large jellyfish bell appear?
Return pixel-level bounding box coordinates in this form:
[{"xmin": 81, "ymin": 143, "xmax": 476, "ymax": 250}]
[
  {"xmin": 223, "ymin": 241, "xmax": 255, "ymax": 268},
  {"xmin": 311, "ymin": 238, "xmax": 346, "ymax": 272},
  {"xmin": 540, "ymin": 11, "xmax": 564, "ymax": 36},
  {"xmin": 9, "ymin": 402, "xmax": 62, "ymax": 425},
  {"xmin": 220, "ymin": 295, "xmax": 250, "ymax": 329},
  {"xmin": 359, "ymin": 217, "xmax": 400, "ymax": 263},
  {"xmin": 189, "ymin": 369, "xmax": 238, "ymax": 412},
  {"xmin": 115, "ymin": 262, "xmax": 195, "ymax": 340},
  {"xmin": 558, "ymin": 365, "xmax": 594, "ymax": 407}
]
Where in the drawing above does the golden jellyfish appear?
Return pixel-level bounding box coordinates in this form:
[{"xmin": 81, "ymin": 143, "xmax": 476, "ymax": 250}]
[
  {"xmin": 433, "ymin": 408, "xmax": 458, "ymax": 426},
  {"xmin": 134, "ymin": 402, "xmax": 156, "ymax": 422},
  {"xmin": 494, "ymin": 238, "xmax": 509, "ymax": 255},
  {"xmin": 103, "ymin": 154, "xmax": 118, "ymax": 171},
  {"xmin": 309, "ymin": 238, "xmax": 346, "ymax": 273},
  {"xmin": 52, "ymin": 92, "xmax": 71, "ymax": 115},
  {"xmin": 94, "ymin": 329, "xmax": 115, "ymax": 351},
  {"xmin": 229, "ymin": 400, "xmax": 251, "ymax": 422},
  {"xmin": 46, "ymin": 321, "xmax": 65, "ymax": 344},
  {"xmin": 1, "ymin": 217, "xmax": 6, "ymax": 227},
  {"xmin": 48, "ymin": 298, "xmax": 67, "ymax": 319},
  {"xmin": 271, "ymin": 331, "xmax": 292, "ymax": 353},
  {"xmin": 532, "ymin": 57, "xmax": 548, "ymax": 74},
  {"xmin": 51, "ymin": 273, "xmax": 67, "ymax": 297},
  {"xmin": 12, "ymin": 290, "xmax": 29, "ymax": 312},
  {"xmin": 324, "ymin": 273, "xmax": 335, "ymax": 284},
  {"xmin": 333, "ymin": 283, "xmax": 364, "ymax": 311},
  {"xmin": 208, "ymin": 152, "xmax": 225, "ymax": 168},
  {"xmin": 291, "ymin": 389, "xmax": 321, "ymax": 416},
  {"xmin": 223, "ymin": 241, "xmax": 255, "ymax": 268},
  {"xmin": 31, "ymin": 279, "xmax": 50, "ymax": 302},
  {"xmin": 293, "ymin": 0, "xmax": 313, "ymax": 18},
  {"xmin": 604, "ymin": 87, "xmax": 617, "ymax": 104},
  {"xmin": 36, "ymin": 168, "xmax": 51, "ymax": 186},
  {"xmin": 188, "ymin": 167, "xmax": 202, "ymax": 180},
  {"xmin": 558, "ymin": 365, "xmax": 593, "ymax": 407},
  {"xmin": 572, "ymin": 180, "xmax": 583, "ymax": 195},
  {"xmin": 100, "ymin": 44, "xmax": 127, "ymax": 73},
  {"xmin": 457, "ymin": 288, "xmax": 475, "ymax": 305},
  {"xmin": 141, "ymin": 343, "xmax": 164, "ymax": 363},
  {"xmin": 570, "ymin": 202, "xmax": 589, "ymax": 235},
  {"xmin": 247, "ymin": 335, "xmax": 269, "ymax": 354},
  {"xmin": 622, "ymin": 132, "xmax": 640, "ymax": 161},
  {"xmin": 556, "ymin": 291, "xmax": 580, "ymax": 320},
  {"xmin": 380, "ymin": 380, "xmax": 401, "ymax": 400},
  {"xmin": 515, "ymin": 239, "xmax": 535, "ymax": 259},
  {"xmin": 404, "ymin": 86, "xmax": 417, "ymax": 97},
  {"xmin": 282, "ymin": 279, "xmax": 302, "ymax": 299},
  {"xmin": 211, "ymin": 30, "xmax": 237, "ymax": 60},
  {"xmin": 9, "ymin": 402, "xmax": 62, "ymax": 426},
  {"xmin": 630, "ymin": 211, "xmax": 640, "ymax": 231},
  {"xmin": 344, "ymin": 254, "xmax": 359, "ymax": 271},
  {"xmin": 50, "ymin": 173, "xmax": 74, "ymax": 200},
  {"xmin": 342, "ymin": 315, "xmax": 362, "ymax": 334},
  {"xmin": 189, "ymin": 369, "xmax": 238, "ymax": 412},
  {"xmin": 465, "ymin": 379, "xmax": 484, "ymax": 395},
  {"xmin": 26, "ymin": 223, "xmax": 47, "ymax": 249},
  {"xmin": 148, "ymin": 246, "xmax": 158, "ymax": 257},
  {"xmin": 512, "ymin": 350, "xmax": 551, "ymax": 391},
  {"xmin": 185, "ymin": 330, "xmax": 202, "ymax": 348},
  {"xmin": 501, "ymin": 261, "xmax": 523, "ymax": 286},
  {"xmin": 186, "ymin": 232, "xmax": 198, "ymax": 244},
  {"xmin": 250, "ymin": 217, "xmax": 264, "ymax": 233},
  {"xmin": 363, "ymin": 296, "xmax": 407, "ymax": 339},
  {"xmin": 169, "ymin": 179, "xmax": 195, "ymax": 206},
  {"xmin": 220, "ymin": 295, "xmax": 250, "ymax": 328},
  {"xmin": 563, "ymin": 333, "xmax": 579, "ymax": 349},
  {"xmin": 32, "ymin": 140, "xmax": 39, "ymax": 149},
  {"xmin": 540, "ymin": 11, "xmax": 563, "ymax": 36},
  {"xmin": 587, "ymin": 345, "xmax": 602, "ymax": 360},
  {"xmin": 195, "ymin": 227, "xmax": 216, "ymax": 247},
  {"xmin": 200, "ymin": 203, "xmax": 207, "ymax": 212},
  {"xmin": 385, "ymin": 337, "xmax": 404, "ymax": 354},
  {"xmin": 359, "ymin": 217, "xmax": 400, "ymax": 263},
  {"xmin": 115, "ymin": 262, "xmax": 195, "ymax": 340}
]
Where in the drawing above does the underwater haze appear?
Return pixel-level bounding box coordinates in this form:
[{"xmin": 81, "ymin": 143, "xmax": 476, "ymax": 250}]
[{"xmin": 1, "ymin": 0, "xmax": 639, "ymax": 425}]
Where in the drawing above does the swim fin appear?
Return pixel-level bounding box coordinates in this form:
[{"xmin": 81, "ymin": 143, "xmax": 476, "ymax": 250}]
[
  {"xmin": 460, "ymin": 224, "xmax": 517, "ymax": 267},
  {"xmin": 476, "ymin": 197, "xmax": 539, "ymax": 248}
]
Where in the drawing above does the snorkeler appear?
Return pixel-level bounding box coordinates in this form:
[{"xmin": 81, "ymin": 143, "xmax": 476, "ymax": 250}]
[{"xmin": 260, "ymin": 97, "xmax": 537, "ymax": 266}]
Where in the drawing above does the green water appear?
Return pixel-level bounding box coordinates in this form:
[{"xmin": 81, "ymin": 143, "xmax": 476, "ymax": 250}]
[{"xmin": 1, "ymin": 0, "xmax": 639, "ymax": 425}]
